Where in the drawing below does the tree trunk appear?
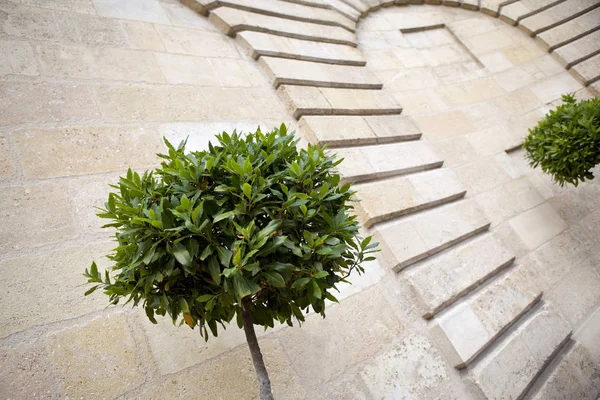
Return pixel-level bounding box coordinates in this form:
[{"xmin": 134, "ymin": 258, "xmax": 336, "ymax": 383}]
[{"xmin": 242, "ymin": 300, "xmax": 274, "ymax": 400}]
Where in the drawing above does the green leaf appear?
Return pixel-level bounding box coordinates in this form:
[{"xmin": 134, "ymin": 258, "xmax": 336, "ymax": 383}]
[
  {"xmin": 84, "ymin": 285, "xmax": 99, "ymax": 296},
  {"xmin": 263, "ymin": 271, "xmax": 286, "ymax": 288},
  {"xmin": 233, "ymin": 274, "xmax": 260, "ymax": 301},
  {"xmin": 145, "ymin": 307, "xmax": 157, "ymax": 324},
  {"xmin": 291, "ymin": 277, "xmax": 311, "ymax": 290},
  {"xmin": 214, "ymin": 210, "xmax": 238, "ymax": 223},
  {"xmin": 313, "ymin": 270, "xmax": 329, "ymax": 279},
  {"xmin": 191, "ymin": 201, "xmax": 204, "ymax": 224},
  {"xmin": 207, "ymin": 255, "xmax": 221, "ymax": 284},
  {"xmin": 217, "ymin": 246, "xmax": 232, "ymax": 268},
  {"xmin": 311, "ymin": 280, "xmax": 322, "ymax": 299},
  {"xmin": 196, "ymin": 294, "xmax": 214, "ymax": 303},
  {"xmin": 172, "ymin": 242, "xmax": 192, "ymax": 267},
  {"xmin": 179, "ymin": 297, "xmax": 190, "ymax": 313},
  {"xmin": 242, "ymin": 183, "xmax": 252, "ymax": 199}
]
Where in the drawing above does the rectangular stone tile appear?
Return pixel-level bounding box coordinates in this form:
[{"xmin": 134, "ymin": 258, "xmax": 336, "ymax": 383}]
[
  {"xmin": 380, "ymin": 67, "xmax": 441, "ymax": 91},
  {"xmin": 354, "ymin": 168, "xmax": 466, "ymax": 227},
  {"xmin": 392, "ymin": 89, "xmax": 449, "ymax": 116},
  {"xmin": 407, "ymin": 233, "xmax": 515, "ymax": 319},
  {"xmin": 571, "ymin": 53, "xmax": 600, "ymax": 85},
  {"xmin": 502, "ymin": 43, "xmax": 547, "ymax": 65},
  {"xmin": 553, "ymin": 29, "xmax": 600, "ymax": 68},
  {"xmin": 0, "ymin": 39, "xmax": 38, "ymax": 76},
  {"xmin": 0, "ymin": 243, "xmax": 113, "ymax": 338},
  {"xmin": 36, "ymin": 43, "xmax": 164, "ymax": 82},
  {"xmin": 492, "ymin": 64, "xmax": 541, "ymax": 92},
  {"xmin": 258, "ymin": 56, "xmax": 382, "ymax": 89},
  {"xmin": 279, "ymin": 286, "xmax": 403, "ymax": 384},
  {"xmin": 519, "ymin": 0, "xmax": 600, "ymax": 36},
  {"xmin": 437, "ymin": 78, "xmax": 505, "ymax": 107},
  {"xmin": 509, "ymin": 203, "xmax": 568, "ymax": 250},
  {"xmin": 360, "ymin": 334, "xmax": 451, "ymax": 399},
  {"xmin": 4, "ymin": 6, "xmax": 127, "ymax": 47},
  {"xmin": 431, "ymin": 263, "xmax": 542, "ymax": 369},
  {"xmin": 155, "ymin": 25, "xmax": 240, "ymax": 58},
  {"xmin": 210, "ymin": 58, "xmax": 268, "ymax": 87},
  {"xmin": 0, "ymin": 136, "xmax": 14, "ymax": 179},
  {"xmin": 0, "ymin": 81, "xmax": 99, "ymax": 127},
  {"xmin": 465, "ymin": 28, "xmax": 516, "ymax": 54},
  {"xmin": 22, "ymin": 0, "xmax": 96, "ymax": 14},
  {"xmin": 209, "ymin": 6, "xmax": 357, "ymax": 47},
  {"xmin": 414, "ymin": 110, "xmax": 475, "ymax": 140},
  {"xmin": 93, "ymin": 0, "xmax": 170, "ymax": 24},
  {"xmin": 536, "ymin": 7, "xmax": 600, "ymax": 51},
  {"xmin": 154, "ymin": 52, "xmax": 218, "ymax": 85},
  {"xmin": 300, "ymin": 115, "xmax": 376, "ymax": 146},
  {"xmin": 13, "ymin": 125, "xmax": 163, "ymax": 179},
  {"xmin": 466, "ymin": 304, "xmax": 572, "ymax": 400},
  {"xmin": 0, "ymin": 183, "xmax": 76, "ymax": 253},
  {"xmin": 500, "ymin": 0, "xmax": 563, "ymax": 25},
  {"xmin": 46, "ymin": 313, "xmax": 146, "ymax": 399},
  {"xmin": 121, "ymin": 20, "xmax": 165, "ymax": 51},
  {"xmin": 161, "ymin": 1, "xmax": 220, "ymax": 31},
  {"xmin": 466, "ymin": 124, "xmax": 515, "ymax": 157},
  {"xmin": 493, "ymin": 87, "xmax": 543, "ymax": 116},
  {"xmin": 237, "ymin": 31, "xmax": 365, "ymax": 66},
  {"xmin": 530, "ymin": 71, "xmax": 583, "ymax": 103}
]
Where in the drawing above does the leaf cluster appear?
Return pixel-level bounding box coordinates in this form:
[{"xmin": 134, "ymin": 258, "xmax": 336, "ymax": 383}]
[
  {"xmin": 523, "ymin": 94, "xmax": 600, "ymax": 187},
  {"xmin": 84, "ymin": 125, "xmax": 378, "ymax": 340}
]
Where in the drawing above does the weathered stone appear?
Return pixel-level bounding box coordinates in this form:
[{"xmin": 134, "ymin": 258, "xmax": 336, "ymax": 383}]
[
  {"xmin": 393, "ymin": 89, "xmax": 449, "ymax": 116},
  {"xmin": 407, "ymin": 233, "xmax": 515, "ymax": 318},
  {"xmin": 0, "ymin": 81, "xmax": 99, "ymax": 126},
  {"xmin": 161, "ymin": 1, "xmax": 220, "ymax": 31},
  {"xmin": 465, "ymin": 28, "xmax": 516, "ymax": 54},
  {"xmin": 519, "ymin": 0, "xmax": 600, "ymax": 36},
  {"xmin": 279, "ymin": 285, "xmax": 403, "ymax": 384},
  {"xmin": 553, "ymin": 29, "xmax": 600, "ymax": 68},
  {"xmin": 13, "ymin": 125, "xmax": 163, "ymax": 179},
  {"xmin": 431, "ymin": 263, "xmax": 542, "ymax": 369},
  {"xmin": 0, "ymin": 39, "xmax": 38, "ymax": 76},
  {"xmin": 466, "ymin": 124, "xmax": 515, "ymax": 156},
  {"xmin": 121, "ymin": 20, "xmax": 166, "ymax": 51},
  {"xmin": 493, "ymin": 87, "xmax": 543, "ymax": 116},
  {"xmin": 571, "ymin": 53, "xmax": 600, "ymax": 85},
  {"xmin": 536, "ymin": 7, "xmax": 600, "ymax": 51},
  {"xmin": 500, "ymin": 0, "xmax": 561, "ymax": 25},
  {"xmin": 46, "ymin": 313, "xmax": 146, "ymax": 399},
  {"xmin": 454, "ymin": 156, "xmax": 512, "ymax": 194},
  {"xmin": 508, "ymin": 203, "xmax": 568, "ymax": 250},
  {"xmin": 237, "ymin": 31, "xmax": 365, "ymax": 66},
  {"xmin": 36, "ymin": 42, "xmax": 165, "ymax": 82},
  {"xmin": 209, "ymin": 6, "xmax": 357, "ymax": 46},
  {"xmin": 155, "ymin": 25, "xmax": 240, "ymax": 57},
  {"xmin": 360, "ymin": 334, "xmax": 451, "ymax": 399},
  {"xmin": 466, "ymin": 304, "xmax": 572, "ymax": 399},
  {"xmin": 0, "ymin": 243, "xmax": 112, "ymax": 338},
  {"xmin": 22, "ymin": 0, "xmax": 96, "ymax": 14},
  {"xmin": 258, "ymin": 56, "xmax": 382, "ymax": 89},
  {"xmin": 92, "ymin": 0, "xmax": 170, "ymax": 23},
  {"xmin": 414, "ymin": 110, "xmax": 475, "ymax": 139},
  {"xmin": 154, "ymin": 53, "xmax": 219, "ymax": 86},
  {"xmin": 0, "ymin": 136, "xmax": 14, "ymax": 179},
  {"xmin": 354, "ymin": 168, "xmax": 466, "ymax": 227}
]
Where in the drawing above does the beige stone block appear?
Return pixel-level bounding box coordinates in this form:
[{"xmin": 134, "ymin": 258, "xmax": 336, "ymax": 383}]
[
  {"xmin": 161, "ymin": 1, "xmax": 219, "ymax": 31},
  {"xmin": 0, "ymin": 81, "xmax": 99, "ymax": 126},
  {"xmin": 129, "ymin": 337, "xmax": 304, "ymax": 400},
  {"xmin": 575, "ymin": 307, "xmax": 600, "ymax": 360},
  {"xmin": 448, "ymin": 16, "xmax": 498, "ymax": 37},
  {"xmin": 430, "ymin": 136, "xmax": 479, "ymax": 167},
  {"xmin": 154, "ymin": 53, "xmax": 218, "ymax": 86},
  {"xmin": 0, "ymin": 243, "xmax": 113, "ymax": 338},
  {"xmin": 0, "ymin": 183, "xmax": 75, "ymax": 253},
  {"xmin": 156, "ymin": 25, "xmax": 239, "ymax": 58},
  {"xmin": 414, "ymin": 110, "xmax": 475, "ymax": 139},
  {"xmin": 571, "ymin": 53, "xmax": 600, "ymax": 85},
  {"xmin": 360, "ymin": 334, "xmax": 451, "ymax": 399},
  {"xmin": 455, "ymin": 157, "xmax": 512, "ymax": 194},
  {"xmin": 46, "ymin": 313, "xmax": 146, "ymax": 399},
  {"xmin": 466, "ymin": 124, "xmax": 514, "ymax": 156},
  {"xmin": 363, "ymin": 49, "xmax": 404, "ymax": 70},
  {"xmin": 381, "ymin": 67, "xmax": 441, "ymax": 91},
  {"xmin": 0, "ymin": 340, "xmax": 58, "ymax": 399},
  {"xmin": 4, "ymin": 6, "xmax": 127, "ymax": 47},
  {"xmin": 211, "ymin": 58, "xmax": 265, "ymax": 87},
  {"xmin": 509, "ymin": 203, "xmax": 568, "ymax": 250},
  {"xmin": 392, "ymin": 89, "xmax": 449, "ymax": 116},
  {"xmin": 36, "ymin": 43, "xmax": 164, "ymax": 82},
  {"xmin": 492, "ymin": 65, "xmax": 539, "ymax": 92},
  {"xmin": 121, "ymin": 21, "xmax": 165, "ymax": 51},
  {"xmin": 553, "ymin": 29, "xmax": 600, "ymax": 68},
  {"xmin": 278, "ymin": 85, "xmax": 331, "ymax": 119},
  {"xmin": 501, "ymin": 44, "xmax": 546, "ymax": 65},
  {"xmin": 333, "ymin": 147, "xmax": 375, "ymax": 180},
  {"xmin": 13, "ymin": 125, "xmax": 162, "ymax": 179},
  {"xmin": 319, "ymin": 87, "xmax": 400, "ymax": 112},
  {"xmin": 437, "ymin": 78, "xmax": 505, "ymax": 107},
  {"xmin": 536, "ymin": 7, "xmax": 600, "ymax": 51},
  {"xmin": 362, "ymin": 141, "xmax": 440, "ymax": 176},
  {"xmin": 375, "ymin": 219, "xmax": 430, "ymax": 271},
  {"xmin": 22, "ymin": 0, "xmax": 96, "ymax": 14},
  {"xmin": 466, "ymin": 28, "xmax": 516, "ymax": 54},
  {"xmin": 280, "ymin": 286, "xmax": 403, "ymax": 384},
  {"xmin": 93, "ymin": 0, "xmax": 170, "ymax": 24},
  {"xmin": 363, "ymin": 115, "xmax": 421, "ymax": 140},
  {"xmin": 460, "ymin": 100, "xmax": 512, "ymax": 130},
  {"xmin": 0, "ymin": 39, "xmax": 38, "ymax": 76},
  {"xmin": 0, "ymin": 136, "xmax": 14, "ymax": 179},
  {"xmin": 519, "ymin": 0, "xmax": 600, "ymax": 35},
  {"xmin": 434, "ymin": 61, "xmax": 486, "ymax": 85},
  {"xmin": 493, "ymin": 87, "xmax": 543, "ymax": 116}
]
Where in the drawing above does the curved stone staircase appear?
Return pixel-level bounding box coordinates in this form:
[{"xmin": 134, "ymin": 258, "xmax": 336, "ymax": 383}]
[{"xmin": 181, "ymin": 0, "xmax": 600, "ymax": 398}]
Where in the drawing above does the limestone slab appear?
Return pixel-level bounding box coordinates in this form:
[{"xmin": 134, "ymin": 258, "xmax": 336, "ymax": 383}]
[
  {"xmin": 13, "ymin": 125, "xmax": 163, "ymax": 179},
  {"xmin": 155, "ymin": 25, "xmax": 240, "ymax": 58},
  {"xmin": 0, "ymin": 39, "xmax": 38, "ymax": 76},
  {"xmin": 407, "ymin": 233, "xmax": 515, "ymax": 319},
  {"xmin": 530, "ymin": 71, "xmax": 582, "ymax": 103},
  {"xmin": 466, "ymin": 304, "xmax": 572, "ymax": 399},
  {"xmin": 0, "ymin": 81, "xmax": 99, "ymax": 126},
  {"xmin": 121, "ymin": 20, "xmax": 165, "ymax": 51},
  {"xmin": 258, "ymin": 56, "xmax": 382, "ymax": 89},
  {"xmin": 22, "ymin": 0, "xmax": 96, "ymax": 14},
  {"xmin": 553, "ymin": 29, "xmax": 600, "ymax": 68},
  {"xmin": 414, "ymin": 109, "xmax": 476, "ymax": 140},
  {"xmin": 431, "ymin": 263, "xmax": 542, "ymax": 369},
  {"xmin": 93, "ymin": 0, "xmax": 171, "ymax": 24},
  {"xmin": 161, "ymin": 1, "xmax": 220, "ymax": 31},
  {"xmin": 46, "ymin": 313, "xmax": 146, "ymax": 399},
  {"xmin": 571, "ymin": 53, "xmax": 600, "ymax": 85},
  {"xmin": 0, "ymin": 137, "xmax": 14, "ymax": 179},
  {"xmin": 237, "ymin": 31, "xmax": 365, "ymax": 66},
  {"xmin": 375, "ymin": 199, "xmax": 490, "ymax": 271},
  {"xmin": 509, "ymin": 203, "xmax": 568, "ymax": 250},
  {"xmin": 536, "ymin": 7, "xmax": 600, "ymax": 51},
  {"xmin": 154, "ymin": 52, "xmax": 219, "ymax": 86},
  {"xmin": 519, "ymin": 0, "xmax": 600, "ymax": 36},
  {"xmin": 354, "ymin": 168, "xmax": 466, "ymax": 228},
  {"xmin": 209, "ymin": 6, "xmax": 357, "ymax": 46},
  {"xmin": 360, "ymin": 334, "xmax": 451, "ymax": 399},
  {"xmin": 0, "ymin": 243, "xmax": 113, "ymax": 338},
  {"xmin": 500, "ymin": 0, "xmax": 563, "ymax": 25}
]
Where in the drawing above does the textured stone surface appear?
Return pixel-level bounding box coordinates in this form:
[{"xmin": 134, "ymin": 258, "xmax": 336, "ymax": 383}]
[
  {"xmin": 155, "ymin": 25, "xmax": 240, "ymax": 57},
  {"xmin": 519, "ymin": 0, "xmax": 600, "ymax": 36},
  {"xmin": 93, "ymin": 0, "xmax": 171, "ymax": 24},
  {"xmin": 0, "ymin": 39, "xmax": 38, "ymax": 76},
  {"xmin": 553, "ymin": 29, "xmax": 600, "ymax": 68},
  {"xmin": 0, "ymin": 136, "xmax": 14, "ymax": 179},
  {"xmin": 571, "ymin": 53, "xmax": 600, "ymax": 85},
  {"xmin": 509, "ymin": 203, "xmax": 568, "ymax": 250},
  {"xmin": 414, "ymin": 110, "xmax": 475, "ymax": 139},
  {"xmin": 536, "ymin": 7, "xmax": 600, "ymax": 50}
]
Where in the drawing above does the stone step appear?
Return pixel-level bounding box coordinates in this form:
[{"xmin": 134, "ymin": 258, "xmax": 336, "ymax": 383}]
[
  {"xmin": 333, "ymin": 141, "xmax": 443, "ymax": 183},
  {"xmin": 277, "ymin": 0, "xmax": 362, "ymax": 21},
  {"xmin": 194, "ymin": 0, "xmax": 357, "ymax": 31},
  {"xmin": 277, "ymin": 85, "xmax": 402, "ymax": 119},
  {"xmin": 431, "ymin": 263, "xmax": 543, "ymax": 370},
  {"xmin": 571, "ymin": 53, "xmax": 600, "ymax": 85},
  {"xmin": 237, "ymin": 31, "xmax": 365, "ymax": 66},
  {"xmin": 354, "ymin": 168, "xmax": 466, "ymax": 228},
  {"xmin": 375, "ymin": 199, "xmax": 491, "ymax": 272},
  {"xmin": 536, "ymin": 7, "xmax": 600, "ymax": 51},
  {"xmin": 340, "ymin": 0, "xmax": 370, "ymax": 14},
  {"xmin": 209, "ymin": 7, "xmax": 358, "ymax": 47},
  {"xmin": 465, "ymin": 303, "xmax": 572, "ymax": 399},
  {"xmin": 518, "ymin": 0, "xmax": 600, "ymax": 36},
  {"xmin": 553, "ymin": 29, "xmax": 600, "ymax": 68},
  {"xmin": 407, "ymin": 233, "xmax": 516, "ymax": 319},
  {"xmin": 500, "ymin": 0, "xmax": 564, "ymax": 25},
  {"xmin": 258, "ymin": 57, "xmax": 382, "ymax": 89},
  {"xmin": 460, "ymin": 0, "xmax": 480, "ymax": 10},
  {"xmin": 300, "ymin": 115, "xmax": 422, "ymax": 147},
  {"xmin": 479, "ymin": 0, "xmax": 515, "ymax": 17}
]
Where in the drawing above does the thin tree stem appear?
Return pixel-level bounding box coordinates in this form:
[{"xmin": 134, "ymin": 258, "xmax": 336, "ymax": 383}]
[{"xmin": 242, "ymin": 299, "xmax": 274, "ymax": 400}]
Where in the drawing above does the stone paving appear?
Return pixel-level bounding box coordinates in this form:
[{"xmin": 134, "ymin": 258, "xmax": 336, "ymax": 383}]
[{"xmin": 1, "ymin": 0, "xmax": 600, "ymax": 399}]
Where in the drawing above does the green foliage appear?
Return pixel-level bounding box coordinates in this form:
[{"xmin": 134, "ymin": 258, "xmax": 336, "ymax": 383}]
[
  {"xmin": 84, "ymin": 125, "xmax": 378, "ymax": 340},
  {"xmin": 523, "ymin": 94, "xmax": 600, "ymax": 187}
]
